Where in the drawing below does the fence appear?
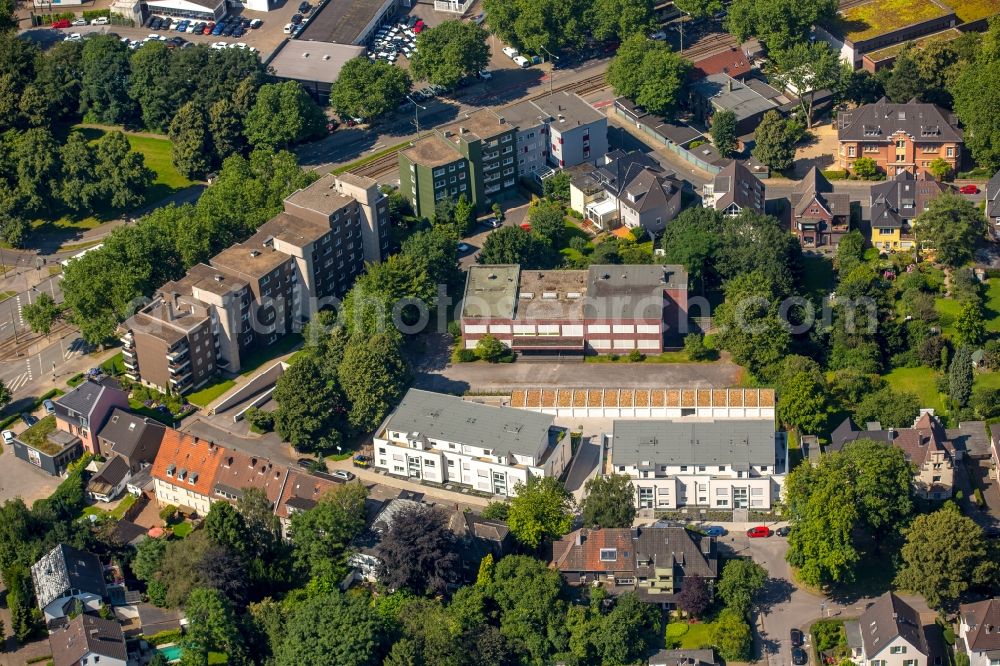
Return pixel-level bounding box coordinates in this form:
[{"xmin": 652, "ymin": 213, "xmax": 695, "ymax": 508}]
[{"xmin": 612, "ymin": 105, "xmax": 722, "ymax": 175}]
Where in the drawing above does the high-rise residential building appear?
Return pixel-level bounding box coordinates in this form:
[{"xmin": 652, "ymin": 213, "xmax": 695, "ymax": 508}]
[{"xmin": 122, "ymin": 174, "xmax": 388, "ymax": 394}]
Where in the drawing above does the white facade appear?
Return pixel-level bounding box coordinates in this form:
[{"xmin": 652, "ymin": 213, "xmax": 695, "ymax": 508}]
[
  {"xmin": 41, "ymin": 592, "xmax": 102, "ymax": 623},
  {"xmin": 515, "ymin": 124, "xmax": 548, "ymax": 177},
  {"xmin": 864, "ymin": 636, "xmax": 927, "ymax": 666},
  {"xmin": 153, "ymin": 477, "xmax": 213, "ymax": 515}
]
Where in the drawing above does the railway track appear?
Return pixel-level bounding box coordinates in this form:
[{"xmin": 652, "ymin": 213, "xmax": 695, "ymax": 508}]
[
  {"xmin": 350, "ymin": 152, "xmax": 403, "ymax": 178},
  {"xmin": 681, "ymin": 32, "xmax": 739, "ymax": 59},
  {"xmin": 0, "ymin": 320, "xmax": 74, "ymax": 361}
]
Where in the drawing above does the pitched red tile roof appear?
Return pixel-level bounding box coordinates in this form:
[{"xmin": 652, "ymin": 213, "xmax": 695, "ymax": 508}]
[
  {"xmin": 150, "ymin": 428, "xmax": 228, "ymax": 499},
  {"xmin": 275, "ymin": 469, "xmax": 337, "ymax": 519},
  {"xmin": 690, "ymin": 47, "xmax": 753, "ymax": 81},
  {"xmin": 211, "ymin": 450, "xmax": 288, "ymax": 505}
]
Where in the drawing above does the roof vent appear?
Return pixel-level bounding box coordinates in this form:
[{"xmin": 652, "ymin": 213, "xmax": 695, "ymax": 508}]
[
  {"xmin": 323, "ymin": 54, "xmax": 330, "ymax": 60},
  {"xmin": 302, "ymin": 52, "xmax": 309, "ymax": 57},
  {"xmin": 487, "ymin": 273, "xmax": 497, "ymax": 279},
  {"xmin": 249, "ymin": 250, "xmax": 260, "ymax": 258}
]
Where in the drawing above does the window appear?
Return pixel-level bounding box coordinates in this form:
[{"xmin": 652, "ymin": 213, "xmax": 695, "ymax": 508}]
[
  {"xmin": 599, "ymin": 548, "xmax": 617, "ymax": 561},
  {"xmin": 890, "ymin": 647, "xmax": 906, "ymax": 655},
  {"xmin": 947, "ymin": 146, "xmax": 954, "ymax": 157},
  {"xmin": 848, "ymin": 146, "xmax": 856, "ymax": 157},
  {"xmin": 698, "ymin": 466, "xmax": 706, "ymax": 472},
  {"xmin": 679, "ymin": 465, "xmax": 688, "ymax": 471},
  {"xmin": 716, "ymin": 488, "xmax": 728, "ymax": 496},
  {"xmin": 718, "ymin": 465, "xmax": 725, "ymax": 472}
]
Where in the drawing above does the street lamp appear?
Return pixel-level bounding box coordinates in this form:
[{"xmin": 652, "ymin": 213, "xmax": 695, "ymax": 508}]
[
  {"xmin": 406, "ymin": 94, "xmax": 427, "ymax": 133},
  {"xmin": 540, "ymin": 46, "xmax": 559, "ymax": 95}
]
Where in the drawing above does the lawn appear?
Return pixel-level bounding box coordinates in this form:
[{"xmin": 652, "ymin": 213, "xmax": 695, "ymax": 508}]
[
  {"xmin": 665, "ymin": 620, "xmax": 715, "ymax": 649},
  {"xmin": 19, "ymin": 415, "xmax": 60, "ymax": 454},
  {"xmin": 186, "ymin": 378, "xmax": 237, "ymax": 408},
  {"xmin": 826, "ymin": 0, "xmax": 949, "ymax": 41},
  {"xmin": 81, "ymin": 493, "xmax": 136, "ymax": 522},
  {"xmin": 239, "ymin": 332, "xmax": 303, "ymax": 377},
  {"xmin": 172, "ymin": 521, "xmax": 194, "ymax": 538},
  {"xmin": 101, "ymin": 352, "xmax": 126, "ymax": 377},
  {"xmin": 802, "ymin": 256, "xmax": 835, "ymax": 303},
  {"xmin": 975, "ymin": 371, "xmax": 1000, "ymax": 391},
  {"xmin": 884, "ymin": 366, "xmax": 947, "ymax": 414},
  {"xmin": 936, "ymin": 279, "xmax": 1000, "ymax": 338},
  {"xmin": 0, "ymin": 290, "xmax": 15, "ymax": 302}
]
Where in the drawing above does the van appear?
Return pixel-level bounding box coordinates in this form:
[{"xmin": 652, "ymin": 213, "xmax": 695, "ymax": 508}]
[
  {"xmin": 502, "ymin": 46, "xmax": 518, "ymax": 58},
  {"xmin": 513, "ymin": 55, "xmax": 530, "ymax": 68},
  {"xmin": 283, "ymin": 22, "xmax": 293, "ymax": 33}
]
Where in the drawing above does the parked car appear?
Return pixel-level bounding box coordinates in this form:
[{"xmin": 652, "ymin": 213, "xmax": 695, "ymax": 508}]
[
  {"xmin": 650, "ymin": 30, "xmax": 667, "ymax": 40},
  {"xmin": 51, "ymin": 19, "xmax": 72, "ymax": 28},
  {"xmin": 203, "ymin": 22, "xmax": 214, "ymax": 34},
  {"xmin": 250, "ymin": 18, "xmax": 262, "ymax": 28},
  {"xmin": 502, "ymin": 45, "xmax": 519, "ymax": 58},
  {"xmin": 282, "ymin": 22, "xmax": 293, "ymax": 33},
  {"xmin": 960, "ymin": 184, "xmax": 979, "ymax": 194},
  {"xmin": 296, "ymin": 457, "xmax": 318, "ymax": 469},
  {"xmin": 298, "ymin": 1, "xmax": 310, "ymax": 11},
  {"xmin": 72, "ymin": 17, "xmax": 87, "ymax": 25},
  {"xmin": 478, "ymin": 69, "xmax": 493, "ymax": 80},
  {"xmin": 513, "ymin": 55, "xmax": 530, "ymax": 67},
  {"xmin": 91, "ymin": 15, "xmax": 109, "ymax": 24},
  {"xmin": 43, "ymin": 399, "xmax": 56, "ymax": 415},
  {"xmin": 65, "ymin": 32, "xmax": 83, "ymax": 41},
  {"xmin": 775, "ymin": 525, "xmax": 791, "ymax": 537},
  {"xmin": 331, "ymin": 470, "xmax": 355, "ymax": 481},
  {"xmin": 746, "ymin": 525, "xmax": 772, "ymax": 538},
  {"xmin": 2, "ymin": 430, "xmax": 14, "ymax": 445},
  {"xmin": 457, "ymin": 242, "xmax": 470, "ymax": 252},
  {"xmin": 291, "ymin": 13, "xmax": 303, "ymax": 23},
  {"xmin": 20, "ymin": 413, "xmax": 38, "ymax": 427},
  {"xmin": 792, "ymin": 648, "xmax": 808, "ymax": 665},
  {"xmin": 790, "ymin": 629, "xmax": 804, "ymax": 647},
  {"xmin": 484, "ymin": 217, "xmax": 502, "ymax": 228},
  {"xmin": 702, "ymin": 525, "xmax": 727, "ymax": 537},
  {"xmin": 352, "ymin": 455, "xmax": 372, "ymax": 468}
]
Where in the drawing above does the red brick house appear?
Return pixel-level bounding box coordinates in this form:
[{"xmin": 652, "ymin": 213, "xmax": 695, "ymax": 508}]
[{"xmin": 790, "ymin": 167, "xmax": 851, "ymax": 248}]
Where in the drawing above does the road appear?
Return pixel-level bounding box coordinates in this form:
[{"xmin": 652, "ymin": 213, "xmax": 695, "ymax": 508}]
[
  {"xmin": 0, "ymin": 328, "xmax": 90, "ymax": 395},
  {"xmin": 0, "ymin": 275, "xmax": 63, "ymax": 345}
]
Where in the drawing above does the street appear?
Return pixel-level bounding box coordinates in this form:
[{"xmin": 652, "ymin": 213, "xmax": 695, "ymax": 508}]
[
  {"xmin": 0, "ymin": 329, "xmax": 90, "ymax": 394},
  {"xmin": 0, "ymin": 275, "xmax": 63, "ymax": 345}
]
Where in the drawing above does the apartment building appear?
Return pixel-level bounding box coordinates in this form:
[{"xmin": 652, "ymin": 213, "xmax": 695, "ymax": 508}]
[
  {"xmin": 460, "ymin": 263, "xmax": 689, "ymax": 355},
  {"xmin": 869, "ymin": 170, "xmax": 947, "ymax": 252},
  {"xmin": 503, "ymin": 91, "xmax": 608, "ymax": 174},
  {"xmin": 830, "ymin": 411, "xmax": 957, "ymax": 499},
  {"xmin": 400, "ymin": 109, "xmax": 518, "ymax": 217},
  {"xmin": 151, "ymin": 429, "xmax": 229, "ymax": 516},
  {"xmin": 959, "ymin": 598, "xmax": 1000, "ymax": 666},
  {"xmin": 837, "ymin": 98, "xmax": 963, "ymax": 178},
  {"xmin": 702, "ymin": 160, "xmax": 766, "ymax": 217},
  {"xmin": 791, "ymin": 167, "xmax": 850, "ymax": 248},
  {"xmin": 122, "ymin": 174, "xmax": 387, "ymax": 393},
  {"xmin": 275, "ymin": 469, "xmax": 337, "ymax": 537},
  {"xmin": 373, "ymin": 388, "xmax": 570, "ymax": 496},
  {"xmin": 608, "ymin": 417, "xmax": 787, "ymax": 510},
  {"xmin": 551, "ymin": 526, "xmax": 718, "ymax": 607}
]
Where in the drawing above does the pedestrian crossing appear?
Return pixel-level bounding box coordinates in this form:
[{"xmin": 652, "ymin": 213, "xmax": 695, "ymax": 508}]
[{"xmin": 7, "ymin": 361, "xmax": 31, "ymax": 392}]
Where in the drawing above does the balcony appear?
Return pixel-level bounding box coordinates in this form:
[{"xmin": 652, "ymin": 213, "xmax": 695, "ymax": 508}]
[
  {"xmin": 166, "ymin": 344, "xmax": 188, "ymax": 362},
  {"xmin": 169, "ymin": 371, "xmax": 192, "ymax": 387},
  {"xmin": 122, "ymin": 347, "xmax": 136, "ymax": 359},
  {"xmin": 121, "ymin": 332, "xmax": 134, "ymax": 349},
  {"xmin": 169, "ymin": 359, "xmax": 191, "ymax": 374}
]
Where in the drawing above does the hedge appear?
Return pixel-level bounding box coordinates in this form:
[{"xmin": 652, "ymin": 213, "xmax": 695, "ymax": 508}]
[
  {"xmin": 147, "ymin": 629, "xmax": 184, "ymax": 646},
  {"xmin": 81, "ymin": 8, "xmax": 110, "ymax": 19},
  {"xmin": 0, "ymin": 388, "xmax": 64, "ymax": 430},
  {"xmin": 822, "ymin": 169, "xmax": 850, "ymax": 180}
]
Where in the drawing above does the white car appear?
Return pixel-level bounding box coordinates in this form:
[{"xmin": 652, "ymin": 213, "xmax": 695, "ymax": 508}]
[
  {"xmin": 502, "ymin": 45, "xmax": 519, "ymax": 58},
  {"xmin": 1, "ymin": 430, "xmax": 14, "ymax": 445},
  {"xmin": 147, "ymin": 33, "xmax": 159, "ymax": 39},
  {"xmin": 283, "ymin": 22, "xmax": 293, "ymax": 33},
  {"xmin": 650, "ymin": 30, "xmax": 667, "ymax": 40},
  {"xmin": 71, "ymin": 17, "xmax": 87, "ymax": 25},
  {"xmin": 478, "ymin": 69, "xmax": 493, "ymax": 80},
  {"xmin": 91, "ymin": 16, "xmax": 108, "ymax": 25},
  {"xmin": 211, "ymin": 41, "xmax": 228, "ymax": 49},
  {"xmin": 66, "ymin": 32, "xmax": 82, "ymax": 41},
  {"xmin": 513, "ymin": 55, "xmax": 530, "ymax": 68}
]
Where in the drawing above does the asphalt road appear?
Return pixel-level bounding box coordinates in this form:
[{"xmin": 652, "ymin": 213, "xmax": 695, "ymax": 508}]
[
  {"xmin": 0, "ymin": 275, "xmax": 63, "ymax": 345},
  {"xmin": 1, "ymin": 329, "xmax": 89, "ymax": 394}
]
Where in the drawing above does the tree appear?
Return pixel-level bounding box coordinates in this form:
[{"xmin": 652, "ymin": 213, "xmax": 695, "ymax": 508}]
[
  {"xmin": 375, "ymin": 504, "xmax": 463, "ymax": 595},
  {"xmin": 80, "ymin": 35, "xmax": 135, "ymax": 124},
  {"xmin": 725, "ymin": 0, "xmax": 836, "ymax": 52},
  {"xmin": 927, "ymin": 157, "xmax": 952, "ymax": 181},
  {"xmin": 59, "ymin": 132, "xmax": 102, "ymax": 212},
  {"xmin": 951, "ymin": 52, "xmax": 1000, "ymax": 170},
  {"xmin": 716, "ymin": 558, "xmax": 767, "ymax": 617},
  {"xmin": 182, "ymin": 588, "xmax": 245, "ymax": 663},
  {"xmin": 712, "ymin": 609, "xmax": 753, "ymax": 661},
  {"xmin": 273, "ymin": 354, "xmax": 349, "ymax": 452},
  {"xmin": 329, "ymin": 57, "xmax": 411, "ymax": 121},
  {"xmin": 11, "ymin": 127, "xmax": 59, "ymax": 214},
  {"xmin": 674, "ymin": 576, "xmax": 712, "ymax": 619},
  {"xmin": 506, "ymin": 476, "xmax": 574, "ymax": 549},
  {"xmin": 0, "ymin": 379, "xmax": 10, "ymax": 411},
  {"xmin": 475, "ymin": 334, "xmax": 510, "ymax": 362},
  {"xmin": 169, "ymin": 102, "xmax": 213, "ymax": 179},
  {"xmin": 752, "ymin": 110, "xmax": 802, "ymax": 171},
  {"xmin": 605, "ymin": 35, "xmax": 691, "ymax": 115},
  {"xmin": 244, "ymin": 81, "xmax": 326, "ymax": 150},
  {"xmin": 895, "ymin": 504, "xmax": 997, "ymax": 609},
  {"xmin": 955, "ymin": 298, "xmax": 987, "ymax": 348},
  {"xmin": 478, "ymin": 226, "xmax": 549, "ymax": 268},
  {"xmin": 778, "ymin": 371, "xmax": 830, "ymax": 434},
  {"xmin": 289, "ymin": 482, "xmax": 368, "ymax": 583},
  {"xmin": 338, "ymin": 333, "xmax": 410, "ymax": 432},
  {"xmin": 594, "ymin": 592, "xmax": 662, "ymax": 665},
  {"xmin": 542, "ymin": 170, "xmax": 571, "ymax": 202},
  {"xmin": 203, "ymin": 501, "xmax": 251, "ymax": 558},
  {"xmin": 95, "ymin": 130, "xmax": 154, "ymax": 210},
  {"xmin": 851, "ymin": 156, "xmax": 879, "ymax": 180},
  {"xmin": 411, "ymin": 21, "xmax": 491, "ymax": 89},
  {"xmin": 713, "ymin": 271, "xmax": 792, "ymax": 379},
  {"xmin": 710, "ymin": 110, "xmax": 737, "ymax": 158},
  {"xmin": 3, "ymin": 563, "xmax": 38, "ymax": 641},
  {"xmin": 659, "ymin": 207, "xmax": 722, "ymax": 289},
  {"xmin": 771, "ymin": 41, "xmax": 840, "ymax": 128},
  {"xmin": 949, "ymin": 346, "xmax": 974, "ymax": 408},
  {"xmin": 481, "ymin": 0, "xmax": 589, "ymax": 54},
  {"xmin": 208, "ymin": 99, "xmax": 245, "ymax": 162},
  {"xmin": 880, "ymin": 49, "xmax": 924, "ymax": 104},
  {"xmin": 274, "ymin": 591, "xmax": 391, "ymax": 666},
  {"xmin": 854, "ymin": 387, "xmax": 920, "ymax": 428},
  {"xmin": 915, "ymin": 193, "xmax": 984, "ymax": 267},
  {"xmin": 528, "ymin": 199, "xmax": 566, "ymax": 247},
  {"xmin": 400, "ymin": 226, "xmax": 460, "ymax": 287},
  {"xmin": 590, "ymin": 0, "xmax": 657, "ymax": 42},
  {"xmin": 580, "ymin": 474, "xmax": 636, "ymax": 528},
  {"xmin": 128, "ymin": 40, "xmax": 172, "ymax": 131},
  {"xmin": 673, "ymin": 0, "xmax": 723, "ymax": 18},
  {"xmin": 840, "ymin": 440, "xmax": 913, "ymax": 541},
  {"xmin": 21, "ymin": 292, "xmax": 61, "ymax": 337},
  {"xmin": 684, "ymin": 333, "xmax": 713, "ymax": 360}
]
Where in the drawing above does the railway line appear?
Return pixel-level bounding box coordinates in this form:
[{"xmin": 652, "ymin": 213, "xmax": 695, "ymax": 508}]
[{"xmin": 0, "ymin": 320, "xmax": 74, "ymax": 361}]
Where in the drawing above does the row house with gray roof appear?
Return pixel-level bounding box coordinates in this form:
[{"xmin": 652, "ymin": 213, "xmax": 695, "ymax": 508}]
[
  {"xmin": 608, "ymin": 416, "xmax": 787, "ymax": 510},
  {"xmin": 373, "ymin": 388, "xmax": 571, "ymax": 496},
  {"xmin": 959, "ymin": 598, "xmax": 1000, "ymax": 666}
]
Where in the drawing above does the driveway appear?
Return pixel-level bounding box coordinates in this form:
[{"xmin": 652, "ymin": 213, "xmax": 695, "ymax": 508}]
[
  {"xmin": 414, "ymin": 358, "xmax": 742, "ymax": 393},
  {"xmin": 179, "ymin": 415, "xmax": 298, "ymax": 468},
  {"xmin": 0, "ymin": 452, "xmax": 61, "ymax": 505}
]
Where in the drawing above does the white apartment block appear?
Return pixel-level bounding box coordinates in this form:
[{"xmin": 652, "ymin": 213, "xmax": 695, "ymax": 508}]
[
  {"xmin": 503, "ymin": 91, "xmax": 608, "ymax": 174},
  {"xmin": 373, "ymin": 389, "xmax": 571, "ymax": 497},
  {"xmin": 608, "ymin": 416, "xmax": 786, "ymax": 510}
]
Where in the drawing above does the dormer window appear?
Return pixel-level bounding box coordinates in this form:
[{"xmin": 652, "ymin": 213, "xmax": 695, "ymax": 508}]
[{"xmin": 600, "ymin": 548, "xmax": 617, "ymax": 562}]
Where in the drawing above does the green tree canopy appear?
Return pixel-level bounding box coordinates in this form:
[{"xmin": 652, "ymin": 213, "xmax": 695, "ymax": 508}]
[
  {"xmin": 580, "ymin": 474, "xmax": 636, "ymax": 528},
  {"xmin": 659, "ymin": 206, "xmax": 722, "ymax": 288},
  {"xmin": 507, "ymin": 476, "xmax": 574, "ymax": 549},
  {"xmin": 751, "ymin": 110, "xmax": 802, "ymax": 171},
  {"xmin": 482, "ymin": 0, "xmax": 590, "ymax": 54},
  {"xmin": 712, "ymin": 609, "xmax": 753, "ymax": 661},
  {"xmin": 80, "ymin": 35, "xmax": 135, "ymax": 124},
  {"xmin": 770, "ymin": 41, "xmax": 841, "ymax": 127},
  {"xmin": 338, "ymin": 332, "xmax": 410, "ymax": 432},
  {"xmin": 273, "ymin": 354, "xmax": 349, "ymax": 452},
  {"xmin": 289, "ymin": 482, "xmax": 368, "ymax": 583},
  {"xmin": 329, "ymin": 57, "xmax": 412, "ymax": 121},
  {"xmin": 244, "ymin": 81, "xmax": 326, "ymax": 150},
  {"xmin": 915, "ymin": 192, "xmax": 984, "ymax": 267},
  {"xmin": 590, "ymin": 0, "xmax": 657, "ymax": 42},
  {"xmin": 853, "ymin": 387, "xmax": 920, "ymax": 428},
  {"xmin": 411, "ymin": 21, "xmax": 491, "ymax": 88},
  {"xmin": 606, "ymin": 35, "xmax": 691, "ymax": 115},
  {"xmin": 274, "ymin": 591, "xmax": 391, "ymax": 666},
  {"xmin": 21, "ymin": 292, "xmax": 62, "ymax": 337},
  {"xmin": 478, "ymin": 226, "xmax": 550, "ymax": 268},
  {"xmin": 726, "ymin": 0, "xmax": 836, "ymax": 52},
  {"xmin": 710, "ymin": 110, "xmax": 737, "ymax": 157},
  {"xmin": 715, "ymin": 558, "xmax": 767, "ymax": 617},
  {"xmin": 169, "ymin": 102, "xmax": 213, "ymax": 179}
]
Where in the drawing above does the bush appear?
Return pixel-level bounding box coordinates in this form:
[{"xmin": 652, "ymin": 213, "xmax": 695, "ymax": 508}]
[
  {"xmin": 628, "ymin": 349, "xmax": 644, "ymax": 362},
  {"xmin": 684, "ymin": 333, "xmax": 713, "ymax": 361},
  {"xmin": 822, "ymin": 169, "xmax": 850, "ymax": 180},
  {"xmin": 147, "ymin": 629, "xmax": 184, "ymax": 646},
  {"xmin": 158, "ymin": 505, "xmax": 177, "ymax": 523},
  {"xmin": 476, "ymin": 334, "xmax": 510, "ymax": 363},
  {"xmin": 608, "ymin": 353, "xmax": 620, "ymax": 361},
  {"xmin": 82, "ymin": 8, "xmax": 111, "ymax": 19},
  {"xmin": 851, "ymin": 157, "xmax": 880, "ymax": 180},
  {"xmin": 974, "ymin": 488, "xmax": 986, "ymax": 507},
  {"xmin": 689, "ymin": 139, "xmax": 705, "ymax": 149},
  {"xmin": 447, "ymin": 320, "xmax": 461, "ymax": 340},
  {"xmin": 454, "ymin": 348, "xmax": 477, "ymax": 362},
  {"xmin": 244, "ymin": 407, "xmax": 274, "ymax": 433}
]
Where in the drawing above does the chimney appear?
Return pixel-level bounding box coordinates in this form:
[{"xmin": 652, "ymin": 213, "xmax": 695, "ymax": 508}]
[
  {"xmin": 727, "ymin": 78, "xmax": 733, "ymax": 92},
  {"xmin": 498, "ymin": 116, "xmax": 505, "ymax": 125}
]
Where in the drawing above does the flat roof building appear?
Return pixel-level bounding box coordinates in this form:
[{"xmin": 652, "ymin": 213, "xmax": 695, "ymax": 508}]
[
  {"xmin": 689, "ymin": 74, "xmax": 780, "ymax": 135},
  {"xmin": 296, "ymin": 0, "xmax": 399, "ymax": 45},
  {"xmin": 268, "ymin": 41, "xmax": 366, "ymax": 102}
]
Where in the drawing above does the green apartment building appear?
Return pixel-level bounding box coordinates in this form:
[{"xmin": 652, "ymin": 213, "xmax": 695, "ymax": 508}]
[{"xmin": 399, "ymin": 109, "xmax": 519, "ymax": 217}]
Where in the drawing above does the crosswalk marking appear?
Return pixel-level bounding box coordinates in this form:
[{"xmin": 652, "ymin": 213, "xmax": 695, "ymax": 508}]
[{"xmin": 8, "ymin": 371, "xmax": 30, "ymax": 392}]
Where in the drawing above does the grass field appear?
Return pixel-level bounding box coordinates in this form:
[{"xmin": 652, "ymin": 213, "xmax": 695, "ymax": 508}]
[
  {"xmin": 884, "ymin": 366, "xmax": 946, "ymax": 413},
  {"xmin": 665, "ymin": 620, "xmax": 715, "ymax": 649},
  {"xmin": 936, "ymin": 279, "xmax": 1000, "ymax": 338},
  {"xmin": 172, "ymin": 521, "xmax": 194, "ymax": 538},
  {"xmin": 975, "ymin": 371, "xmax": 1000, "ymax": 391},
  {"xmin": 827, "ymin": 0, "xmax": 949, "ymax": 41},
  {"xmin": 187, "ymin": 378, "xmax": 237, "ymax": 408}
]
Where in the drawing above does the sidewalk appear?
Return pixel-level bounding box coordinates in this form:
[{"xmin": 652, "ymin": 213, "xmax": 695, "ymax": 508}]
[{"xmin": 327, "ymin": 457, "xmax": 491, "ymax": 508}]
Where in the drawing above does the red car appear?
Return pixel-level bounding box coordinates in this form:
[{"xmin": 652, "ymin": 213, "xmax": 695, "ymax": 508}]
[
  {"xmin": 51, "ymin": 18, "xmax": 71, "ymax": 28},
  {"xmin": 959, "ymin": 184, "xmax": 979, "ymax": 194},
  {"xmin": 747, "ymin": 526, "xmax": 772, "ymax": 538}
]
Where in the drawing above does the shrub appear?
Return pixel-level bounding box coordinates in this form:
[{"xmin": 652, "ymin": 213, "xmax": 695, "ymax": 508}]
[
  {"xmin": 158, "ymin": 505, "xmax": 177, "ymax": 524},
  {"xmin": 689, "ymin": 139, "xmax": 705, "ymax": 149},
  {"xmin": 147, "ymin": 629, "xmax": 184, "ymax": 646},
  {"xmin": 608, "ymin": 353, "xmax": 620, "ymax": 361},
  {"xmin": 447, "ymin": 320, "xmax": 462, "ymax": 340},
  {"xmin": 822, "ymin": 169, "xmax": 850, "ymax": 180},
  {"xmin": 974, "ymin": 488, "xmax": 986, "ymax": 507},
  {"xmin": 244, "ymin": 407, "xmax": 274, "ymax": 433},
  {"xmin": 475, "ymin": 334, "xmax": 509, "ymax": 363},
  {"xmin": 628, "ymin": 349, "xmax": 644, "ymax": 362},
  {"xmin": 851, "ymin": 157, "xmax": 879, "ymax": 180},
  {"xmin": 684, "ymin": 333, "xmax": 713, "ymax": 361},
  {"xmin": 455, "ymin": 348, "xmax": 477, "ymax": 362}
]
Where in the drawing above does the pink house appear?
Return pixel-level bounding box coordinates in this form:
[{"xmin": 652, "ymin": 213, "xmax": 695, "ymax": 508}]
[{"xmin": 54, "ymin": 379, "xmax": 129, "ymax": 455}]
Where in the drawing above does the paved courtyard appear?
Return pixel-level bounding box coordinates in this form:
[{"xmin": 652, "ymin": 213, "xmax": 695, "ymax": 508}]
[{"xmin": 0, "ymin": 452, "xmax": 61, "ymax": 505}]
